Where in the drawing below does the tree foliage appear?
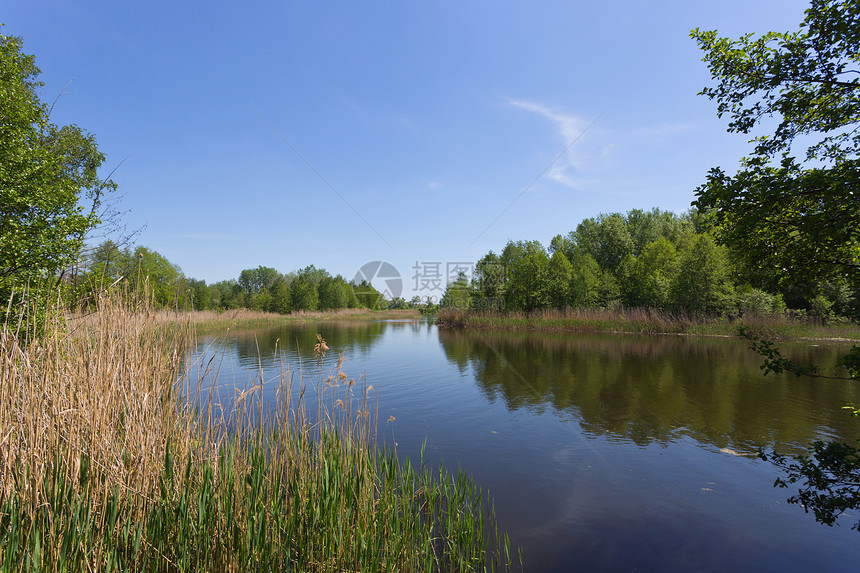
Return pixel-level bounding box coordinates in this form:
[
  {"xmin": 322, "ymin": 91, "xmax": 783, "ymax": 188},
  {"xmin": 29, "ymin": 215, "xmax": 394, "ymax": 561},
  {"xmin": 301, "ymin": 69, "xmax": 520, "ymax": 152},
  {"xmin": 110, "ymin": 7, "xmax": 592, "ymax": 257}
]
[
  {"xmin": 692, "ymin": 0, "xmax": 860, "ymax": 291},
  {"xmin": 693, "ymin": 0, "xmax": 860, "ymax": 531},
  {"xmin": 0, "ymin": 32, "xmax": 115, "ymax": 292}
]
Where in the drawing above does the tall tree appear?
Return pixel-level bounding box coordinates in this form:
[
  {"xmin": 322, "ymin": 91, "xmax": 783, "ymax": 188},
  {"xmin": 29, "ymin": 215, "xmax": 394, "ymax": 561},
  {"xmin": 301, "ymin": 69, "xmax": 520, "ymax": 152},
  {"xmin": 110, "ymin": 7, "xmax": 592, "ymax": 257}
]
[
  {"xmin": 290, "ymin": 274, "xmax": 319, "ymax": 311},
  {"xmin": 624, "ymin": 237, "xmax": 679, "ymax": 309},
  {"xmin": 670, "ymin": 235, "xmax": 730, "ymax": 314},
  {"xmin": 692, "ymin": 1, "xmax": 860, "ymax": 292},
  {"xmin": 238, "ymin": 266, "xmax": 280, "ymax": 296},
  {"xmin": 440, "ymin": 272, "xmax": 471, "ymax": 310},
  {"xmin": 318, "ymin": 275, "xmax": 351, "ymax": 310},
  {"xmin": 269, "ymin": 276, "xmax": 292, "ymax": 314},
  {"xmin": 129, "ymin": 246, "xmax": 186, "ymax": 308},
  {"xmin": 573, "ymin": 214, "xmax": 634, "ymax": 272},
  {"xmin": 569, "ymin": 250, "xmax": 602, "ymax": 307},
  {"xmin": 693, "ymin": 0, "xmax": 860, "ymax": 529},
  {"xmin": 0, "ymin": 32, "xmax": 116, "ymax": 293},
  {"xmin": 546, "ymin": 250, "xmax": 573, "ymax": 308}
]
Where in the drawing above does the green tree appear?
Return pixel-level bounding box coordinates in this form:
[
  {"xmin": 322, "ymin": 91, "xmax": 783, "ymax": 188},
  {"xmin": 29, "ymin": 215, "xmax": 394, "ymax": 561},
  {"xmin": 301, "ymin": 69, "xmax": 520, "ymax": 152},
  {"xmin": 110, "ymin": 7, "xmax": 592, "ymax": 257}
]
[
  {"xmin": 626, "ymin": 208, "xmax": 691, "ymax": 256},
  {"xmin": 505, "ymin": 250, "xmax": 549, "ymax": 311},
  {"xmin": 569, "ymin": 250, "xmax": 602, "ymax": 307},
  {"xmin": 623, "ymin": 237, "xmax": 679, "ymax": 309},
  {"xmin": 188, "ymin": 278, "xmax": 211, "ymax": 310},
  {"xmin": 693, "ymin": 0, "xmax": 860, "ymax": 529},
  {"xmin": 129, "ymin": 246, "xmax": 185, "ymax": 308},
  {"xmin": 238, "ymin": 266, "xmax": 280, "ymax": 296},
  {"xmin": 546, "ymin": 250, "xmax": 573, "ymax": 308},
  {"xmin": 0, "ymin": 33, "xmax": 116, "ymax": 297},
  {"xmin": 352, "ymin": 280, "xmax": 383, "ymax": 310},
  {"xmin": 670, "ymin": 235, "xmax": 731, "ymax": 314},
  {"xmin": 269, "ymin": 276, "xmax": 292, "ymax": 314},
  {"xmin": 692, "ymin": 1, "xmax": 860, "ymax": 293},
  {"xmin": 290, "ymin": 274, "xmax": 319, "ymax": 311},
  {"xmin": 440, "ymin": 272, "xmax": 471, "ymax": 310},
  {"xmin": 473, "ymin": 251, "xmax": 506, "ymax": 307},
  {"xmin": 212, "ymin": 279, "xmax": 243, "ymax": 310},
  {"xmin": 318, "ymin": 275, "xmax": 351, "ymax": 310},
  {"xmin": 573, "ymin": 214, "xmax": 634, "ymax": 272}
]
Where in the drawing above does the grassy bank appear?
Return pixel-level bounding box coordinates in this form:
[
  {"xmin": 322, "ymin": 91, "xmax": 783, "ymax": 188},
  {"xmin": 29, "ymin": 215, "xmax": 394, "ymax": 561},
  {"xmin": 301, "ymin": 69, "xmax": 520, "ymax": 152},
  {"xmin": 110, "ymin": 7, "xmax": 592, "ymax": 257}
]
[
  {"xmin": 0, "ymin": 296, "xmax": 514, "ymax": 572},
  {"xmin": 163, "ymin": 308, "xmax": 421, "ymax": 333},
  {"xmin": 437, "ymin": 307, "xmax": 860, "ymax": 341}
]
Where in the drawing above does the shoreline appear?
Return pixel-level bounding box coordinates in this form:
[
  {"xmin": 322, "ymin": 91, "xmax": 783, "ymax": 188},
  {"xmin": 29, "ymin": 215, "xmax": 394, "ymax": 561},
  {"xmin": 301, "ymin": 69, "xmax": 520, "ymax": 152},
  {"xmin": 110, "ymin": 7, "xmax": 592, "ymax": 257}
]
[
  {"xmin": 159, "ymin": 308, "xmax": 422, "ymax": 332},
  {"xmin": 435, "ymin": 308, "xmax": 860, "ymax": 342}
]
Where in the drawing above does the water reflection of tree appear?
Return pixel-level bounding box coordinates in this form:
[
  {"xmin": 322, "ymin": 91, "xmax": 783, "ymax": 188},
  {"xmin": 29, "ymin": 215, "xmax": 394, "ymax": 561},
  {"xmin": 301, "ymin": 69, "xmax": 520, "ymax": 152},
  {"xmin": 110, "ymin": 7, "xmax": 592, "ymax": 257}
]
[
  {"xmin": 225, "ymin": 320, "xmax": 417, "ymax": 368},
  {"xmin": 438, "ymin": 329, "xmax": 860, "ymax": 453}
]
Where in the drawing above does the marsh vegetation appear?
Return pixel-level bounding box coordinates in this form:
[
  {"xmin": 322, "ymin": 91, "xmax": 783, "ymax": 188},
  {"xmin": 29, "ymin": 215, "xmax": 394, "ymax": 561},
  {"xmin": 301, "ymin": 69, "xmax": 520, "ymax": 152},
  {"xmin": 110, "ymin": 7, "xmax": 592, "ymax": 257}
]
[{"xmin": 0, "ymin": 293, "xmax": 515, "ymax": 572}]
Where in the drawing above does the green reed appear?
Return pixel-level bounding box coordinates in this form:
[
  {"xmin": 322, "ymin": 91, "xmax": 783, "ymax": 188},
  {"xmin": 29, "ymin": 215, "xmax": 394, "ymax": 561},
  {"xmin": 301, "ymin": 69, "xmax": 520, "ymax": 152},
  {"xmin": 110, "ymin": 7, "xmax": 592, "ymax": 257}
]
[{"xmin": 0, "ymin": 291, "xmax": 517, "ymax": 572}]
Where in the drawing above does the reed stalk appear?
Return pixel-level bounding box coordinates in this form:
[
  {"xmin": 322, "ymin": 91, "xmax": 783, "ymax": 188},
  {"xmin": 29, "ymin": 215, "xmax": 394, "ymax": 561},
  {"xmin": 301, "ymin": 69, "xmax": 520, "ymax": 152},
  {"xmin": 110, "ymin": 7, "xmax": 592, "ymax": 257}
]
[{"xmin": 0, "ymin": 290, "xmax": 516, "ymax": 572}]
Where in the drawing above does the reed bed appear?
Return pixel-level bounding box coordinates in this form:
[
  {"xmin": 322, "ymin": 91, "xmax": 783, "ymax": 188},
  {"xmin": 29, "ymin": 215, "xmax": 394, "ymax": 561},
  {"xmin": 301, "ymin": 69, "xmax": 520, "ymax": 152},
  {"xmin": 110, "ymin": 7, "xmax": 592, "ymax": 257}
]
[
  {"xmin": 165, "ymin": 308, "xmax": 420, "ymax": 333},
  {"xmin": 437, "ymin": 307, "xmax": 860, "ymax": 340},
  {"xmin": 0, "ymin": 293, "xmax": 515, "ymax": 572}
]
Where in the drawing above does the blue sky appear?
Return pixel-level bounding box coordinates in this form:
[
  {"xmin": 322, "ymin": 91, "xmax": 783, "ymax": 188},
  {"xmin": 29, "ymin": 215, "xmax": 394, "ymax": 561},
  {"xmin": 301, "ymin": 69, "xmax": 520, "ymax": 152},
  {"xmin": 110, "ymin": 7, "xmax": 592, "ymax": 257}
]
[{"xmin": 6, "ymin": 0, "xmax": 811, "ymax": 301}]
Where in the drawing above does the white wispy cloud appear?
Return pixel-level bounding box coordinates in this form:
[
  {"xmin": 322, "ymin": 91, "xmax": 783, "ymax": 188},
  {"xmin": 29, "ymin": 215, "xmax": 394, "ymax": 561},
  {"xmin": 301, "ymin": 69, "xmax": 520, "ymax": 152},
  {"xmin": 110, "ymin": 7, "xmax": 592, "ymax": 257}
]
[
  {"xmin": 508, "ymin": 99, "xmax": 599, "ymax": 187},
  {"xmin": 508, "ymin": 99, "xmax": 698, "ymax": 192},
  {"xmin": 508, "ymin": 99, "xmax": 589, "ymax": 145}
]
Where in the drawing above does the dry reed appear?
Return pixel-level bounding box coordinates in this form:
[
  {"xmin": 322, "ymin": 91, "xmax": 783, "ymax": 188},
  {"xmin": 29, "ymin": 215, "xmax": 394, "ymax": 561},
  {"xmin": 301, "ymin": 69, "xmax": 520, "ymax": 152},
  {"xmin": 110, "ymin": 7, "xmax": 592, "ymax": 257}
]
[
  {"xmin": 437, "ymin": 307, "xmax": 860, "ymax": 340},
  {"xmin": 0, "ymin": 291, "xmax": 515, "ymax": 571}
]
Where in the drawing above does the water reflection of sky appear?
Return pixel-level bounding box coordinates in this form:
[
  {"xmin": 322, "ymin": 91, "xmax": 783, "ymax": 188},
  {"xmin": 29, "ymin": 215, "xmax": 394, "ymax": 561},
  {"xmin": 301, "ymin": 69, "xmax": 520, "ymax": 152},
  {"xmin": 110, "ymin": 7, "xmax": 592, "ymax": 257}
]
[{"xmin": 185, "ymin": 320, "xmax": 860, "ymax": 572}]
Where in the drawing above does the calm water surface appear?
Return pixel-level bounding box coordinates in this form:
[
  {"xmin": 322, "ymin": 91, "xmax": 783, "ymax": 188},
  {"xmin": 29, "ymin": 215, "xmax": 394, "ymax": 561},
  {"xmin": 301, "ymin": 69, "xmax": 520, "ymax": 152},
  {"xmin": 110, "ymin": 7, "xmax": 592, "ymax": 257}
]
[{"xmin": 188, "ymin": 319, "xmax": 860, "ymax": 572}]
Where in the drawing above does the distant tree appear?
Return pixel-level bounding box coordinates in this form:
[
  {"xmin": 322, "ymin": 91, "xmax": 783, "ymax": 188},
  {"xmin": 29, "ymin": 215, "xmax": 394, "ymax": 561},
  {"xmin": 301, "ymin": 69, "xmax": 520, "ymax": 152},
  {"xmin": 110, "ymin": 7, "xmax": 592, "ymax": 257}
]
[
  {"xmin": 87, "ymin": 240, "xmax": 131, "ymax": 284},
  {"xmin": 623, "ymin": 237, "xmax": 679, "ymax": 309},
  {"xmin": 440, "ymin": 272, "xmax": 471, "ymax": 309},
  {"xmin": 505, "ymin": 250, "xmax": 549, "ymax": 311},
  {"xmin": 352, "ymin": 280, "xmax": 383, "ymax": 310},
  {"xmin": 548, "ymin": 234, "xmax": 574, "ymax": 259},
  {"xmin": 546, "ymin": 251, "xmax": 573, "ymax": 308},
  {"xmin": 387, "ymin": 297, "xmax": 409, "ymax": 310},
  {"xmin": 129, "ymin": 246, "xmax": 186, "ymax": 308},
  {"xmin": 318, "ymin": 275, "xmax": 350, "ymax": 310},
  {"xmin": 290, "ymin": 274, "xmax": 318, "ymax": 311},
  {"xmin": 473, "ymin": 251, "xmax": 507, "ymax": 305},
  {"xmin": 188, "ymin": 278, "xmax": 211, "ymax": 310},
  {"xmin": 671, "ymin": 234, "xmax": 731, "ymax": 314},
  {"xmin": 569, "ymin": 250, "xmax": 602, "ymax": 307},
  {"xmin": 238, "ymin": 266, "xmax": 280, "ymax": 296},
  {"xmin": 213, "ymin": 279, "xmax": 243, "ymax": 309},
  {"xmin": 573, "ymin": 214, "xmax": 634, "ymax": 271},
  {"xmin": 297, "ymin": 264, "xmax": 331, "ymax": 287},
  {"xmin": 596, "ymin": 269, "xmax": 622, "ymax": 308},
  {"xmin": 626, "ymin": 208, "xmax": 690, "ymax": 255},
  {"xmin": 269, "ymin": 276, "xmax": 292, "ymax": 314}
]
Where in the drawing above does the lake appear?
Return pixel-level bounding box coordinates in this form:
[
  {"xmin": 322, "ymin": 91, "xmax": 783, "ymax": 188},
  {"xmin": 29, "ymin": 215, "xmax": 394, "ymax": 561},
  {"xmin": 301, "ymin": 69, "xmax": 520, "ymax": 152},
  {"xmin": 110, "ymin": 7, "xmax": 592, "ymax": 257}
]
[{"xmin": 188, "ymin": 318, "xmax": 860, "ymax": 572}]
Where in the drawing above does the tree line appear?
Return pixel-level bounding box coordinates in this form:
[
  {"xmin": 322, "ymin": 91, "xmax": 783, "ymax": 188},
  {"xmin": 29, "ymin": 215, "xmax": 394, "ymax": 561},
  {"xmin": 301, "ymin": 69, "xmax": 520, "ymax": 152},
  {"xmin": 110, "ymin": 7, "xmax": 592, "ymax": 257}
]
[
  {"xmin": 75, "ymin": 240, "xmax": 392, "ymax": 313},
  {"xmin": 443, "ymin": 207, "xmax": 859, "ymax": 322}
]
